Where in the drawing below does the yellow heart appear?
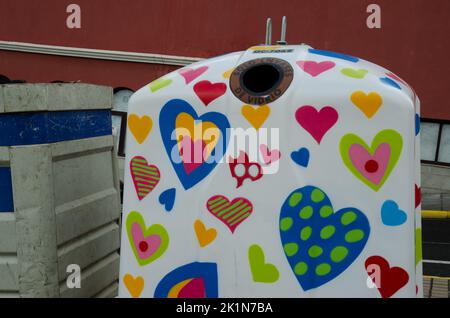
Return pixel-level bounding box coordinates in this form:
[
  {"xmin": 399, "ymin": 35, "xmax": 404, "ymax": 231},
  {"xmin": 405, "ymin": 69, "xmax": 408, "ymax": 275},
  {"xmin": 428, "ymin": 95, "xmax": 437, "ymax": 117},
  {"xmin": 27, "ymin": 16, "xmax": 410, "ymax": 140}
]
[
  {"xmin": 194, "ymin": 219, "xmax": 217, "ymax": 247},
  {"xmin": 241, "ymin": 105, "xmax": 271, "ymax": 130},
  {"xmin": 175, "ymin": 113, "xmax": 220, "ymax": 158},
  {"xmin": 350, "ymin": 91, "xmax": 383, "ymax": 118},
  {"xmin": 123, "ymin": 274, "xmax": 144, "ymax": 298},
  {"xmin": 128, "ymin": 114, "xmax": 153, "ymax": 144},
  {"xmin": 223, "ymin": 68, "xmax": 234, "ymax": 79}
]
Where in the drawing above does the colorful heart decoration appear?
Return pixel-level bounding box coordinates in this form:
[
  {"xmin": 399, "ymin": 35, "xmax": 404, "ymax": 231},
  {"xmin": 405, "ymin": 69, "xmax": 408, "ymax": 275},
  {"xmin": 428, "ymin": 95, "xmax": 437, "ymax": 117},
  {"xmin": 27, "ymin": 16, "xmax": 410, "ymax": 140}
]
[
  {"xmin": 229, "ymin": 151, "xmax": 263, "ymax": 188},
  {"xmin": 259, "ymin": 144, "xmax": 281, "ymax": 164},
  {"xmin": 415, "ymin": 114, "xmax": 420, "ymax": 136},
  {"xmin": 194, "ymin": 219, "xmax": 217, "ymax": 247},
  {"xmin": 154, "ymin": 262, "xmax": 218, "ymax": 298},
  {"xmin": 291, "ymin": 147, "xmax": 310, "ymax": 168},
  {"xmin": 308, "ymin": 48, "xmax": 359, "ymax": 63},
  {"xmin": 130, "ymin": 156, "xmax": 161, "ymax": 201},
  {"xmin": 296, "ymin": 61, "xmax": 335, "ymax": 77},
  {"xmin": 241, "ymin": 104, "xmax": 270, "ymax": 130},
  {"xmin": 223, "ymin": 68, "xmax": 234, "ymax": 79},
  {"xmin": 415, "ymin": 228, "xmax": 422, "ymax": 266},
  {"xmin": 415, "ymin": 184, "xmax": 421, "ymax": 208},
  {"xmin": 159, "ymin": 99, "xmax": 230, "ymax": 190},
  {"xmin": 149, "ymin": 78, "xmax": 172, "ymax": 93},
  {"xmin": 159, "ymin": 188, "xmax": 176, "ymax": 212},
  {"xmin": 341, "ymin": 68, "xmax": 368, "ymax": 79},
  {"xmin": 295, "ymin": 106, "xmax": 339, "ymax": 144},
  {"xmin": 206, "ymin": 195, "xmax": 253, "ymax": 233},
  {"xmin": 279, "ymin": 186, "xmax": 370, "ymax": 291},
  {"xmin": 380, "ymin": 77, "xmax": 401, "ymax": 90},
  {"xmin": 126, "ymin": 211, "xmax": 169, "ymax": 266},
  {"xmin": 193, "ymin": 80, "xmax": 227, "ymax": 106},
  {"xmin": 248, "ymin": 244, "xmax": 280, "ymax": 283},
  {"xmin": 179, "ymin": 66, "xmax": 208, "ymax": 85},
  {"xmin": 381, "ymin": 200, "xmax": 407, "ymax": 226},
  {"xmin": 340, "ymin": 130, "xmax": 403, "ymax": 191},
  {"xmin": 128, "ymin": 114, "xmax": 153, "ymax": 144},
  {"xmin": 123, "ymin": 274, "xmax": 145, "ymax": 298},
  {"xmin": 350, "ymin": 91, "xmax": 383, "ymax": 118},
  {"xmin": 365, "ymin": 255, "xmax": 409, "ymax": 298}
]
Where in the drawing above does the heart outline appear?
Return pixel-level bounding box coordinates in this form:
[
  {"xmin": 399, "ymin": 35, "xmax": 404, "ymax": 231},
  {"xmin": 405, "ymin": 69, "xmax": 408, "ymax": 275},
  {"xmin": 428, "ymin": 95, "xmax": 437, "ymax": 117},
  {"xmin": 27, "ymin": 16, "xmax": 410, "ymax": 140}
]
[
  {"xmin": 340, "ymin": 130, "xmax": 403, "ymax": 191},
  {"xmin": 126, "ymin": 211, "xmax": 169, "ymax": 266}
]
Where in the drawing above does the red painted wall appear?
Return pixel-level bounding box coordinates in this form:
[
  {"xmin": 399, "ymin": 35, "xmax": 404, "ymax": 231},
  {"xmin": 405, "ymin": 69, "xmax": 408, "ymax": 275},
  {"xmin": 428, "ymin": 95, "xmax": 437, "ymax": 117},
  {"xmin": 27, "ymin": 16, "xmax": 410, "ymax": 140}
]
[{"xmin": 0, "ymin": 0, "xmax": 449, "ymax": 119}]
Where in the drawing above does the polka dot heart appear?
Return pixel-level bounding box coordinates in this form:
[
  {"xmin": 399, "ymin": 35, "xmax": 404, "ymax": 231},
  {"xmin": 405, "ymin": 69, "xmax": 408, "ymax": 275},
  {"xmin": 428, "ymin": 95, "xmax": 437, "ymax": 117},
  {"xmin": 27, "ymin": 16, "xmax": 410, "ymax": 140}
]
[{"xmin": 279, "ymin": 186, "xmax": 370, "ymax": 291}]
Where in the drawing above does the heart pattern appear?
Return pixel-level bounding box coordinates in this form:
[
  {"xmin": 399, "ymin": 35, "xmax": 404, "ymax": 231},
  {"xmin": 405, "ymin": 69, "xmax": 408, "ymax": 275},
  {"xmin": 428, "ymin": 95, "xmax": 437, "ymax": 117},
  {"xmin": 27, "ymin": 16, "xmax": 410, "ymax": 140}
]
[
  {"xmin": 130, "ymin": 156, "xmax": 160, "ymax": 201},
  {"xmin": 365, "ymin": 256, "xmax": 409, "ymax": 298},
  {"xmin": 380, "ymin": 77, "xmax": 401, "ymax": 90},
  {"xmin": 159, "ymin": 188, "xmax": 176, "ymax": 212},
  {"xmin": 159, "ymin": 99, "xmax": 230, "ymax": 190},
  {"xmin": 241, "ymin": 104, "xmax": 270, "ymax": 130},
  {"xmin": 279, "ymin": 186, "xmax": 370, "ymax": 291},
  {"xmin": 126, "ymin": 211, "xmax": 169, "ymax": 266},
  {"xmin": 340, "ymin": 130, "xmax": 403, "ymax": 191},
  {"xmin": 193, "ymin": 80, "xmax": 227, "ymax": 106},
  {"xmin": 259, "ymin": 144, "xmax": 281, "ymax": 164},
  {"xmin": 123, "ymin": 274, "xmax": 145, "ymax": 298},
  {"xmin": 341, "ymin": 68, "xmax": 368, "ymax": 79},
  {"xmin": 206, "ymin": 195, "xmax": 253, "ymax": 233},
  {"xmin": 179, "ymin": 66, "xmax": 208, "ymax": 84},
  {"xmin": 295, "ymin": 106, "xmax": 339, "ymax": 144},
  {"xmin": 149, "ymin": 78, "xmax": 172, "ymax": 93},
  {"xmin": 248, "ymin": 244, "xmax": 279, "ymax": 283},
  {"xmin": 381, "ymin": 200, "xmax": 407, "ymax": 226},
  {"xmin": 128, "ymin": 114, "xmax": 153, "ymax": 144},
  {"xmin": 350, "ymin": 91, "xmax": 383, "ymax": 118},
  {"xmin": 291, "ymin": 147, "xmax": 310, "ymax": 168},
  {"xmin": 297, "ymin": 61, "xmax": 335, "ymax": 77},
  {"xmin": 194, "ymin": 219, "xmax": 217, "ymax": 247}
]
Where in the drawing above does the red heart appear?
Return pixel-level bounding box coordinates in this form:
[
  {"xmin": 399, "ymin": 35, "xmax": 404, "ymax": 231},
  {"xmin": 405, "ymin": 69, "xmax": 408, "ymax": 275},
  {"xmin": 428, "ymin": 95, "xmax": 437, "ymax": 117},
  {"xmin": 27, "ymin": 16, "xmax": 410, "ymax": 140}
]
[
  {"xmin": 193, "ymin": 80, "xmax": 227, "ymax": 106},
  {"xmin": 415, "ymin": 184, "xmax": 421, "ymax": 208},
  {"xmin": 365, "ymin": 256, "xmax": 409, "ymax": 298},
  {"xmin": 295, "ymin": 105, "xmax": 338, "ymax": 144}
]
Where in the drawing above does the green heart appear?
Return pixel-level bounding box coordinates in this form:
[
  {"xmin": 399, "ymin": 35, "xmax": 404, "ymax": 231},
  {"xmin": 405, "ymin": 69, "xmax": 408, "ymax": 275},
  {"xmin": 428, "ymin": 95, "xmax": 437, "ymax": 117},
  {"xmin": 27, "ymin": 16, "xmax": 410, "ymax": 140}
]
[
  {"xmin": 341, "ymin": 68, "xmax": 368, "ymax": 79},
  {"xmin": 248, "ymin": 244, "xmax": 279, "ymax": 283},
  {"xmin": 149, "ymin": 78, "xmax": 172, "ymax": 93},
  {"xmin": 126, "ymin": 211, "xmax": 169, "ymax": 266},
  {"xmin": 340, "ymin": 129, "xmax": 403, "ymax": 191},
  {"xmin": 416, "ymin": 228, "xmax": 422, "ymax": 266}
]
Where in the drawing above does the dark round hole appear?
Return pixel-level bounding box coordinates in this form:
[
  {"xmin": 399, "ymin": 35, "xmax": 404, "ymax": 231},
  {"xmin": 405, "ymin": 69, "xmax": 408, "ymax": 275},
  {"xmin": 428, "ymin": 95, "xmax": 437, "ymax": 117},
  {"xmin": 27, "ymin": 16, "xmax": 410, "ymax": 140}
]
[{"xmin": 241, "ymin": 63, "xmax": 281, "ymax": 95}]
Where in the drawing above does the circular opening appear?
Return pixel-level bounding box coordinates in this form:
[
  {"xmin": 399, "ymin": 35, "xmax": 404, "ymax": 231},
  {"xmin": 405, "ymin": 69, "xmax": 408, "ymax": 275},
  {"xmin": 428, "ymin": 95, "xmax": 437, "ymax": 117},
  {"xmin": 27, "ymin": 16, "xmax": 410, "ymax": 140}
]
[{"xmin": 241, "ymin": 63, "xmax": 281, "ymax": 95}]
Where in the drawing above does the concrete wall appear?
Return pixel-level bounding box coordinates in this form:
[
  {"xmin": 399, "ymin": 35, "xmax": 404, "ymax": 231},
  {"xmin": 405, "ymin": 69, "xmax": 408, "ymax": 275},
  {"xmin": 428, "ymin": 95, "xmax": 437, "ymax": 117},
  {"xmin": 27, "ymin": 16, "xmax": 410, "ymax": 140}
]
[{"xmin": 0, "ymin": 84, "xmax": 120, "ymax": 297}]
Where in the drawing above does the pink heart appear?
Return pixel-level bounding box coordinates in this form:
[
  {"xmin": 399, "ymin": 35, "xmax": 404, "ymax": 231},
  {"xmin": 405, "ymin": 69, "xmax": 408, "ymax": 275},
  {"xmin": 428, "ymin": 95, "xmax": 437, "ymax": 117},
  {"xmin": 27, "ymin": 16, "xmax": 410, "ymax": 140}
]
[
  {"xmin": 348, "ymin": 143, "xmax": 391, "ymax": 185},
  {"xmin": 179, "ymin": 135, "xmax": 207, "ymax": 175},
  {"xmin": 259, "ymin": 144, "xmax": 281, "ymax": 164},
  {"xmin": 179, "ymin": 66, "xmax": 208, "ymax": 84},
  {"xmin": 296, "ymin": 61, "xmax": 335, "ymax": 77},
  {"xmin": 131, "ymin": 222, "xmax": 161, "ymax": 260},
  {"xmin": 295, "ymin": 106, "xmax": 338, "ymax": 144}
]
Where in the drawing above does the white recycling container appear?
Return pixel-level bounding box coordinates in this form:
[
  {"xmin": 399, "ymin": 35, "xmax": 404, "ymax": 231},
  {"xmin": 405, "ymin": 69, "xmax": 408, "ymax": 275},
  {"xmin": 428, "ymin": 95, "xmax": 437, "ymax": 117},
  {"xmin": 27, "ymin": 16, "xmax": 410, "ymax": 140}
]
[{"xmin": 119, "ymin": 44, "xmax": 422, "ymax": 298}]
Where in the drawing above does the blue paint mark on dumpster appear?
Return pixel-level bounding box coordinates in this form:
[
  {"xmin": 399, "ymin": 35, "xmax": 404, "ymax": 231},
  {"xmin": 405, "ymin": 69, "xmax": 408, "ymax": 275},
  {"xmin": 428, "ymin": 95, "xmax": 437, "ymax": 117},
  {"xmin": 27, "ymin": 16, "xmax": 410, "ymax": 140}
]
[
  {"xmin": 0, "ymin": 167, "xmax": 14, "ymax": 212},
  {"xmin": 0, "ymin": 110, "xmax": 112, "ymax": 146}
]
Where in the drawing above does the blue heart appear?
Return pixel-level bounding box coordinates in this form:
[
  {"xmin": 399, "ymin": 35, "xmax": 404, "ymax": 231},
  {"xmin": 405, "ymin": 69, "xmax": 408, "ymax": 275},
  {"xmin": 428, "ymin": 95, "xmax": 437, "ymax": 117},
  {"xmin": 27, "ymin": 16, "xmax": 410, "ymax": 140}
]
[
  {"xmin": 159, "ymin": 188, "xmax": 176, "ymax": 212},
  {"xmin": 279, "ymin": 186, "xmax": 370, "ymax": 291},
  {"xmin": 308, "ymin": 49, "xmax": 359, "ymax": 63},
  {"xmin": 380, "ymin": 77, "xmax": 401, "ymax": 90},
  {"xmin": 415, "ymin": 114, "xmax": 420, "ymax": 136},
  {"xmin": 159, "ymin": 99, "xmax": 230, "ymax": 190},
  {"xmin": 381, "ymin": 200, "xmax": 407, "ymax": 226},
  {"xmin": 291, "ymin": 148, "xmax": 310, "ymax": 167}
]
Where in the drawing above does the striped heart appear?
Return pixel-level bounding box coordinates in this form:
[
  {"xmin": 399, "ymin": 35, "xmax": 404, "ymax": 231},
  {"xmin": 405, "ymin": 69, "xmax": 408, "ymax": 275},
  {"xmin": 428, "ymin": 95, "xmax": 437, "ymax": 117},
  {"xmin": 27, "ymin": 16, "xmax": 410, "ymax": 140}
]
[
  {"xmin": 206, "ymin": 195, "xmax": 253, "ymax": 233},
  {"xmin": 130, "ymin": 156, "xmax": 161, "ymax": 201}
]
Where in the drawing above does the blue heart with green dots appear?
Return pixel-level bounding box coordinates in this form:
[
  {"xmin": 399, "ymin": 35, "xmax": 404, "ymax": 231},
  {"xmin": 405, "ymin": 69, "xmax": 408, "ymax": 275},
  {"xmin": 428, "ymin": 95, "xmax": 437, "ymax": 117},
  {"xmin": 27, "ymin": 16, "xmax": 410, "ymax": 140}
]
[{"xmin": 279, "ymin": 186, "xmax": 370, "ymax": 291}]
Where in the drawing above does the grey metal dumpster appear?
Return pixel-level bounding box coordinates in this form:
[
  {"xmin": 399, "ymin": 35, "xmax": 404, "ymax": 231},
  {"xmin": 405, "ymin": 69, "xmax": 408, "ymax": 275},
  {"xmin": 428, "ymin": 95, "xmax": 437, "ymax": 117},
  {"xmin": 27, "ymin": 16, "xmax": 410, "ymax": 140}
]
[{"xmin": 0, "ymin": 84, "xmax": 121, "ymax": 297}]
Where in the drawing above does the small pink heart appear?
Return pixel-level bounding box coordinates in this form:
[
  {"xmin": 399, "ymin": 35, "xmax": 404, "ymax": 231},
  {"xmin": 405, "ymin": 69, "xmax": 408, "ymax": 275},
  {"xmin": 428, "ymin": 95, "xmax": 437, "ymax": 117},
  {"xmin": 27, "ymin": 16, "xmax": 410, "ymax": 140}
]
[
  {"xmin": 259, "ymin": 144, "xmax": 281, "ymax": 164},
  {"xmin": 348, "ymin": 143, "xmax": 391, "ymax": 185},
  {"xmin": 296, "ymin": 61, "xmax": 335, "ymax": 77},
  {"xmin": 179, "ymin": 66, "xmax": 209, "ymax": 84},
  {"xmin": 131, "ymin": 222, "xmax": 161, "ymax": 260},
  {"xmin": 179, "ymin": 135, "xmax": 207, "ymax": 175},
  {"xmin": 295, "ymin": 106, "xmax": 338, "ymax": 144}
]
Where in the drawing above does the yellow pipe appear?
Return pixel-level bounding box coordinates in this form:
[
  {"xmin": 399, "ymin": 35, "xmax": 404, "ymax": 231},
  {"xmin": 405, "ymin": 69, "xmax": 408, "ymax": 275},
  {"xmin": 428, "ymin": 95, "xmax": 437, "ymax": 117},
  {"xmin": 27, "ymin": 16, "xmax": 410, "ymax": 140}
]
[{"xmin": 422, "ymin": 210, "xmax": 450, "ymax": 219}]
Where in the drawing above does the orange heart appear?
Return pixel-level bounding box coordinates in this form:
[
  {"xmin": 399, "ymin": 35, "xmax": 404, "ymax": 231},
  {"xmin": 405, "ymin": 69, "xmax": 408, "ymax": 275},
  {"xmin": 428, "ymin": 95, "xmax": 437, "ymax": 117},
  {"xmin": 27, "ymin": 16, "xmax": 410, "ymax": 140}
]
[
  {"xmin": 350, "ymin": 91, "xmax": 383, "ymax": 118},
  {"xmin": 194, "ymin": 220, "xmax": 217, "ymax": 247},
  {"xmin": 123, "ymin": 274, "xmax": 144, "ymax": 298},
  {"xmin": 241, "ymin": 105, "xmax": 270, "ymax": 130},
  {"xmin": 128, "ymin": 114, "xmax": 153, "ymax": 144}
]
